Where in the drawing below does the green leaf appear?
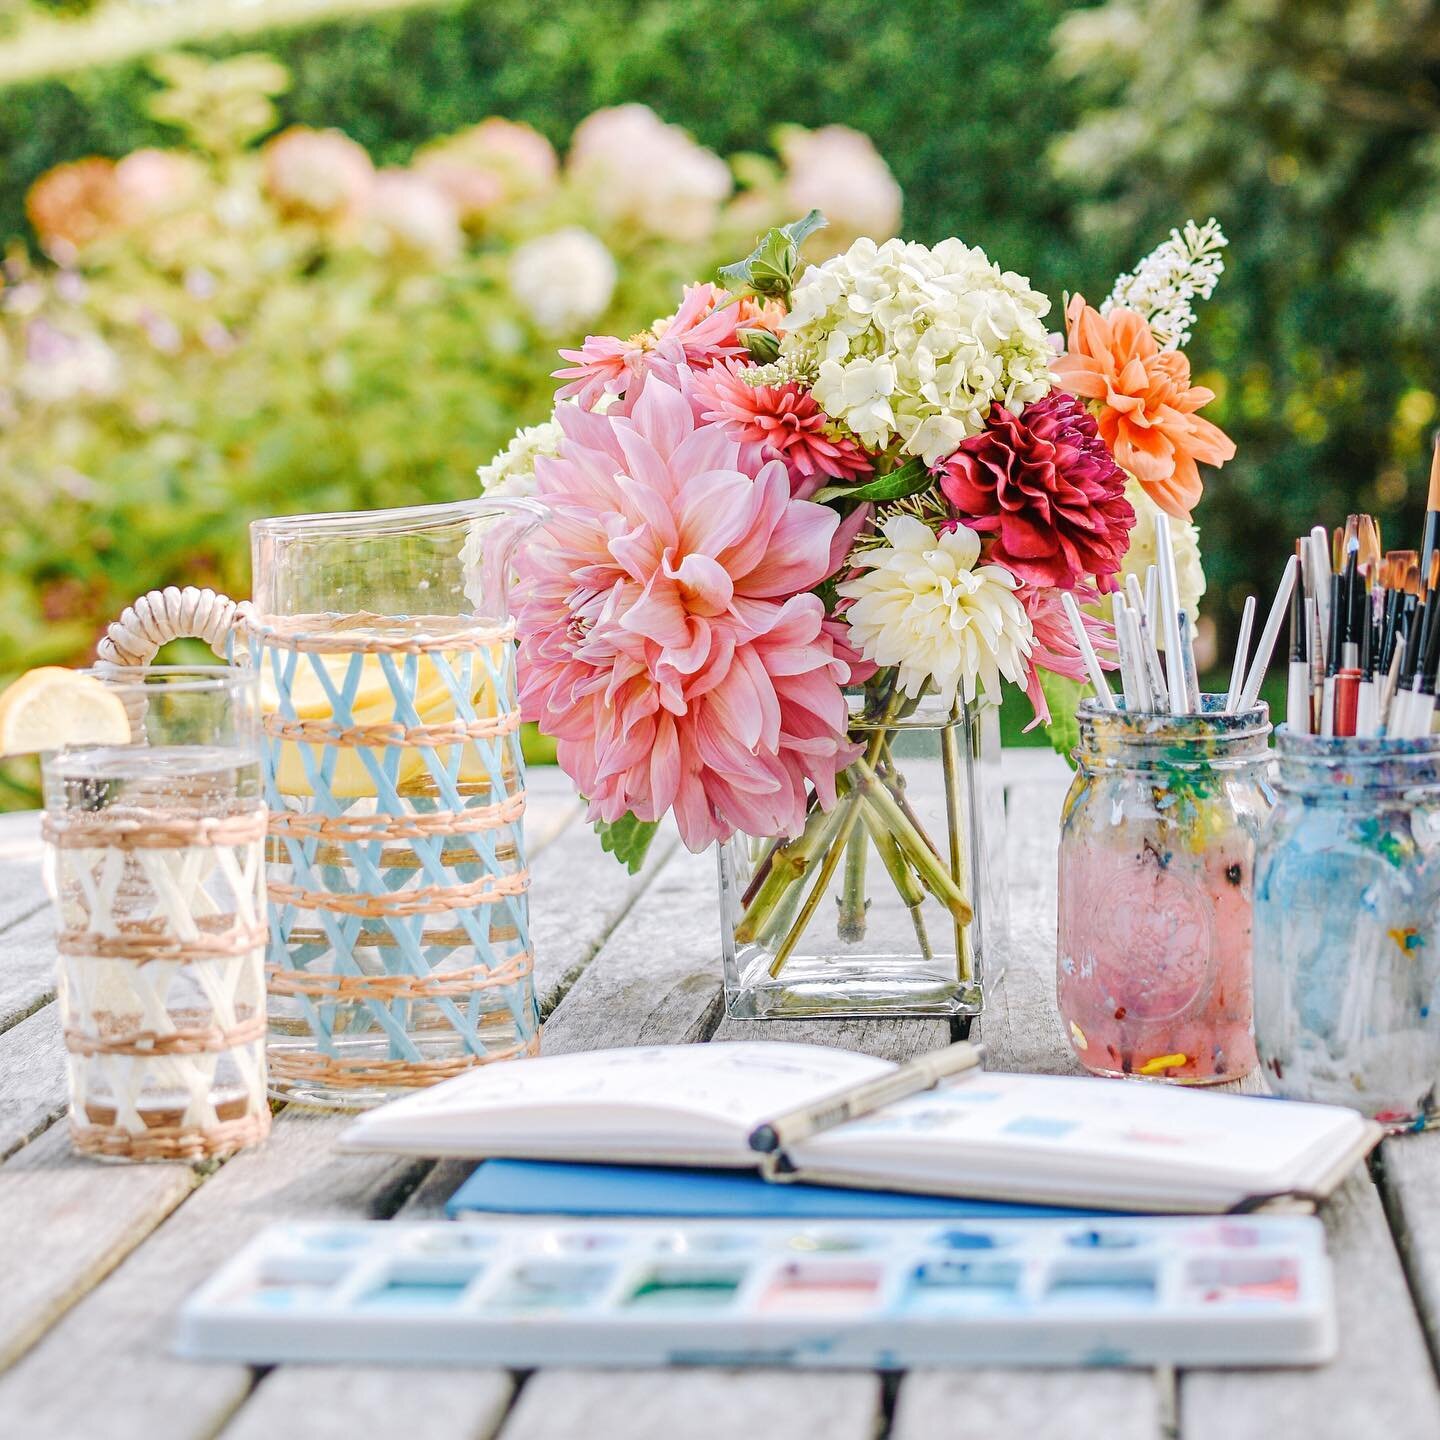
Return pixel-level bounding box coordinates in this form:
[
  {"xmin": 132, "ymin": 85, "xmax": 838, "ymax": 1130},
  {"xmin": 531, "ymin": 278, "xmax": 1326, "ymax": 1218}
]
[
  {"xmin": 1037, "ymin": 671, "xmax": 1087, "ymax": 767},
  {"xmin": 717, "ymin": 210, "xmax": 828, "ymax": 298},
  {"xmin": 593, "ymin": 812, "xmax": 662, "ymax": 874},
  {"xmin": 812, "ymin": 457, "xmax": 931, "ymax": 505},
  {"xmin": 779, "ymin": 208, "xmax": 828, "ymax": 248}
]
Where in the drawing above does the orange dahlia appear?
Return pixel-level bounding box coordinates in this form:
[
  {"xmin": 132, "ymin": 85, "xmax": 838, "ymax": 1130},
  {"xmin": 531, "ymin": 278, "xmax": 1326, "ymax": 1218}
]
[{"xmin": 1052, "ymin": 294, "xmax": 1235, "ymax": 519}]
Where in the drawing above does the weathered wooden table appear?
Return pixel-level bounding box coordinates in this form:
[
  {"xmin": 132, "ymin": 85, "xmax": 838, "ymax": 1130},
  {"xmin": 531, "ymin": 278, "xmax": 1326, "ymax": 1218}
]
[{"xmin": 2, "ymin": 752, "xmax": 1440, "ymax": 1440}]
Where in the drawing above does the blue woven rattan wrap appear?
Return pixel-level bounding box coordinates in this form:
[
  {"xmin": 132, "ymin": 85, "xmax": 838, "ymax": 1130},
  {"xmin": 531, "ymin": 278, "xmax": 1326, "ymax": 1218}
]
[{"xmin": 251, "ymin": 624, "xmax": 539, "ymax": 1100}]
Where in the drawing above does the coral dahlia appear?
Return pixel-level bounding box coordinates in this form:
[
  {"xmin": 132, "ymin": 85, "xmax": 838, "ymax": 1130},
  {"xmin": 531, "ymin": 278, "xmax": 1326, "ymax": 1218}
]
[
  {"xmin": 692, "ymin": 359, "xmax": 872, "ymax": 498},
  {"xmin": 1052, "ymin": 295, "xmax": 1235, "ymax": 519},
  {"xmin": 514, "ymin": 372, "xmax": 859, "ymax": 851},
  {"xmin": 935, "ymin": 392, "xmax": 1134, "ymax": 592}
]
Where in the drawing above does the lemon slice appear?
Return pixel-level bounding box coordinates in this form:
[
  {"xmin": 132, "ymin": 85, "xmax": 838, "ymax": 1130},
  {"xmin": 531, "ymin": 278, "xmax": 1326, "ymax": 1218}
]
[
  {"xmin": 266, "ymin": 648, "xmax": 509, "ymax": 798},
  {"xmin": 0, "ymin": 667, "xmax": 132, "ymax": 756}
]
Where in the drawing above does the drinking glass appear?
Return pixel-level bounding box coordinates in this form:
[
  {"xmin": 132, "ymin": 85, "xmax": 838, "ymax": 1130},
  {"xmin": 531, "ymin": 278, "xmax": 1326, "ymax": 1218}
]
[
  {"xmin": 248, "ymin": 500, "xmax": 544, "ymax": 1107},
  {"xmin": 42, "ymin": 666, "xmax": 268, "ymax": 1161}
]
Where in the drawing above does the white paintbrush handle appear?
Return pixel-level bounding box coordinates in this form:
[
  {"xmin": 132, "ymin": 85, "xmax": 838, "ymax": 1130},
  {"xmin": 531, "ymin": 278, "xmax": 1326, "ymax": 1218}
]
[
  {"xmin": 1062, "ymin": 592, "xmax": 1115, "ymax": 710},
  {"xmin": 1237, "ymin": 554, "xmax": 1297, "ymax": 715}
]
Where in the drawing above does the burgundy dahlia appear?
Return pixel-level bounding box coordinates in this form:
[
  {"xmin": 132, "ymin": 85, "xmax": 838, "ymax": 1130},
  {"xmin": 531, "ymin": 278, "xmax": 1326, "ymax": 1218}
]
[{"xmin": 935, "ymin": 392, "xmax": 1135, "ymax": 590}]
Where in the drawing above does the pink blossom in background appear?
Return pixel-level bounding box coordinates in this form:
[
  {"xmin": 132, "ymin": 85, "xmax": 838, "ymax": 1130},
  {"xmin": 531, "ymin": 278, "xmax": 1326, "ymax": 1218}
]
[
  {"xmin": 362, "ymin": 169, "xmax": 463, "ymax": 264},
  {"xmin": 114, "ymin": 150, "xmax": 207, "ymax": 219},
  {"xmin": 778, "ymin": 125, "xmax": 902, "ymax": 247},
  {"xmin": 567, "ymin": 104, "xmax": 732, "ymax": 242},
  {"xmin": 1016, "ymin": 581, "xmax": 1116, "ymax": 728},
  {"xmin": 417, "ymin": 116, "xmax": 555, "ymax": 208},
  {"xmin": 261, "ymin": 127, "xmax": 374, "ymax": 219},
  {"xmin": 514, "ymin": 372, "xmax": 860, "ymax": 850},
  {"xmin": 693, "ymin": 359, "xmax": 873, "ymax": 497},
  {"xmin": 553, "ymin": 283, "xmax": 745, "ymax": 410},
  {"xmin": 414, "ymin": 158, "xmax": 505, "ymax": 225}
]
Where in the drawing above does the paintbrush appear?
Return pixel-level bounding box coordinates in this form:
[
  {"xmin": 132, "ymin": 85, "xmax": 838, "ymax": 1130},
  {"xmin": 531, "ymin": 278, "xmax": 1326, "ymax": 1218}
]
[
  {"xmin": 1333, "ymin": 535, "xmax": 1362, "ymax": 737},
  {"xmin": 1422, "ymin": 431, "xmax": 1440, "ymax": 584},
  {"xmin": 1286, "ymin": 546, "xmax": 1310, "ymax": 732}
]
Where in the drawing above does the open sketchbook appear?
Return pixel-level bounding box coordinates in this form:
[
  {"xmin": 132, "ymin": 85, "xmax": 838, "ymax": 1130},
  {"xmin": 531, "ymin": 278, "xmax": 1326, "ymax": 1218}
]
[{"xmin": 339, "ymin": 1042, "xmax": 1381, "ymax": 1214}]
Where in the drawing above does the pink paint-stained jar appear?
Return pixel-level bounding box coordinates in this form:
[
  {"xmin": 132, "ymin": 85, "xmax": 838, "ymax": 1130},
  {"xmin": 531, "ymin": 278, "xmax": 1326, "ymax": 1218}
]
[{"xmin": 1056, "ymin": 696, "xmax": 1273, "ymax": 1085}]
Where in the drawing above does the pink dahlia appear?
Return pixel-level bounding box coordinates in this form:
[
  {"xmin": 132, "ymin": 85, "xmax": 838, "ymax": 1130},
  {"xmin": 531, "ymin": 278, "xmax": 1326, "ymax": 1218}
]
[
  {"xmin": 515, "ymin": 372, "xmax": 860, "ymax": 850},
  {"xmin": 693, "ymin": 359, "xmax": 872, "ymax": 498},
  {"xmin": 553, "ymin": 282, "xmax": 745, "ymax": 411},
  {"xmin": 1017, "ymin": 582, "xmax": 1116, "ymax": 729},
  {"xmin": 935, "ymin": 392, "xmax": 1134, "ymax": 592}
]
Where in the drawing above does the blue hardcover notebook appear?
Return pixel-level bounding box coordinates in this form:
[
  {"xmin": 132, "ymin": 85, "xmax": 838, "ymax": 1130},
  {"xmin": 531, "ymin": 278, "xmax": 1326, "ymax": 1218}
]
[{"xmin": 445, "ymin": 1160, "xmax": 1109, "ymax": 1220}]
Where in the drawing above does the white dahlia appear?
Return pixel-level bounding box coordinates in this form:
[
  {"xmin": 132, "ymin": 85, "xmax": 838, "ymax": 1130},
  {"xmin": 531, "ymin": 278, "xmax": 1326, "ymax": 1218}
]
[{"xmin": 838, "ymin": 515, "xmax": 1034, "ymax": 707}]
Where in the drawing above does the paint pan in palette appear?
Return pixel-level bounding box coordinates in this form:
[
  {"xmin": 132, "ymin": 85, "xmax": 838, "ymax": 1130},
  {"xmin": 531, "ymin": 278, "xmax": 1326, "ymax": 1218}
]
[{"xmin": 176, "ymin": 1217, "xmax": 1336, "ymax": 1369}]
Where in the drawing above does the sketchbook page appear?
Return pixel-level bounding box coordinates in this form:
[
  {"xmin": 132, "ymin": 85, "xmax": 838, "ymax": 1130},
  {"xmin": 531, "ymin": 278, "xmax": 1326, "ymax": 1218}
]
[
  {"xmin": 791, "ymin": 1072, "xmax": 1371, "ymax": 1202},
  {"xmin": 340, "ymin": 1042, "xmax": 895, "ymax": 1162}
]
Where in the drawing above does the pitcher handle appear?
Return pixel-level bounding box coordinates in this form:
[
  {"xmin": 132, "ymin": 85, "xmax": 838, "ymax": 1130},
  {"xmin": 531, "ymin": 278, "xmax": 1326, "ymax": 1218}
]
[{"xmin": 97, "ymin": 586, "xmax": 246, "ymax": 668}]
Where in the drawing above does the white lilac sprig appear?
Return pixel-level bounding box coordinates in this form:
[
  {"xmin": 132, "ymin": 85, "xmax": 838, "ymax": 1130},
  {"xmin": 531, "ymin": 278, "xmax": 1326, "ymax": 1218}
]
[{"xmin": 1103, "ymin": 218, "xmax": 1227, "ymax": 351}]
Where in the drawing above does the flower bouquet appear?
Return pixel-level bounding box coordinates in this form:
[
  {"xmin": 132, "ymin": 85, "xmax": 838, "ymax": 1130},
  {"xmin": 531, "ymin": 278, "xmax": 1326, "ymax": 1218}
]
[{"xmin": 485, "ymin": 212, "xmax": 1234, "ymax": 1017}]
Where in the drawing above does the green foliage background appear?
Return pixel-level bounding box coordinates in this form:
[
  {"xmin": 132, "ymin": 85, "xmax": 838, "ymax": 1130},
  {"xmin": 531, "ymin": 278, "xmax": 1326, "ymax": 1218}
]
[
  {"xmin": 4, "ymin": 0, "xmax": 1436, "ymax": 749},
  {"xmin": 0, "ymin": 0, "xmax": 1104, "ymax": 294}
]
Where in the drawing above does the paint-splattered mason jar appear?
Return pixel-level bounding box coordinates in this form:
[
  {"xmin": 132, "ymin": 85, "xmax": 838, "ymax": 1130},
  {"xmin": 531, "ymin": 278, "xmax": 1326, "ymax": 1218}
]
[
  {"xmin": 1254, "ymin": 731, "xmax": 1440, "ymax": 1128},
  {"xmin": 1057, "ymin": 697, "xmax": 1273, "ymax": 1084}
]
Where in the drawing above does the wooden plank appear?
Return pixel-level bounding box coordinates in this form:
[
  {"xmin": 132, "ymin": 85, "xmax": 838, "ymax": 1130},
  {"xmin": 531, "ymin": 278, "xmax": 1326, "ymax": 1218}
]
[
  {"xmin": 0, "ymin": 1126, "xmax": 199, "ymax": 1371},
  {"xmin": 1380, "ymin": 1132, "xmax": 1440, "ymax": 1370},
  {"xmin": 540, "ymin": 843, "xmax": 725, "ymax": 1056},
  {"xmin": 978, "ymin": 776, "xmax": 1080, "ymax": 1076},
  {"xmin": 522, "ymin": 787, "xmax": 586, "ymax": 858},
  {"xmin": 0, "ymin": 818, "xmax": 46, "ymax": 936},
  {"xmin": 1180, "ymin": 1168, "xmax": 1440, "ymax": 1438},
  {"xmin": 0, "ymin": 906, "xmax": 62, "ymax": 1036},
  {"xmin": 894, "ymin": 1370, "xmax": 1164, "ymax": 1440},
  {"xmin": 222, "ymin": 1368, "xmax": 515, "ymax": 1440},
  {"xmin": 499, "ymin": 1370, "xmax": 883, "ymax": 1440},
  {"xmin": 530, "ymin": 819, "xmax": 679, "ymax": 1018},
  {"xmin": 0, "ymin": 1111, "xmax": 431, "ymax": 1437},
  {"xmin": 0, "ymin": 1004, "xmax": 68, "ymax": 1162}
]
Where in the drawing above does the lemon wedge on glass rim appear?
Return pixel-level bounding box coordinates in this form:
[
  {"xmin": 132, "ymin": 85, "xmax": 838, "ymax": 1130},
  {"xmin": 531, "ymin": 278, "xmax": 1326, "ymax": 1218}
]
[{"xmin": 0, "ymin": 667, "xmax": 132, "ymax": 756}]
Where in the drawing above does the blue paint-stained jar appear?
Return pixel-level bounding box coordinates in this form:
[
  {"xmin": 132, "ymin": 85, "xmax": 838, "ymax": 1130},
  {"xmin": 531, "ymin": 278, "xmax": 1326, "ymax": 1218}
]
[{"xmin": 1254, "ymin": 730, "xmax": 1440, "ymax": 1128}]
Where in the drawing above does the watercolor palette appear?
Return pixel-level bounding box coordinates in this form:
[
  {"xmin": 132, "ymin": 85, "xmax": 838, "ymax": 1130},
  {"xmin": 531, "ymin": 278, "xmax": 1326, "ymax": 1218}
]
[{"xmin": 175, "ymin": 1216, "xmax": 1335, "ymax": 1369}]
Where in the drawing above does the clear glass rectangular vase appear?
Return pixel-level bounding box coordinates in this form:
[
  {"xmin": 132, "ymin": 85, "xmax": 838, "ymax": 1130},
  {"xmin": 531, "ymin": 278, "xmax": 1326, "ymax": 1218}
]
[{"xmin": 718, "ymin": 696, "xmax": 1002, "ymax": 1019}]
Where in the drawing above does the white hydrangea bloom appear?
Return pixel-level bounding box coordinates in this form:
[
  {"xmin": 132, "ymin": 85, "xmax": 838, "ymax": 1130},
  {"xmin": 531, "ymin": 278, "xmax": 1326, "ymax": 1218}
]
[
  {"xmin": 1104, "ymin": 218, "xmax": 1227, "ymax": 351},
  {"xmin": 477, "ymin": 416, "xmax": 564, "ymax": 499},
  {"xmin": 781, "ymin": 236, "xmax": 1054, "ymax": 464},
  {"xmin": 509, "ymin": 227, "xmax": 617, "ymax": 335},
  {"xmin": 838, "ymin": 515, "xmax": 1034, "ymax": 707},
  {"xmin": 1118, "ymin": 479, "xmax": 1207, "ymax": 620}
]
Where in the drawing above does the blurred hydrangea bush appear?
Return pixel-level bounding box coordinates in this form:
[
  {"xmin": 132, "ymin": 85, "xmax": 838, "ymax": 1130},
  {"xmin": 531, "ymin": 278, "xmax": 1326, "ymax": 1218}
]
[{"xmin": 0, "ymin": 50, "xmax": 901, "ymax": 688}]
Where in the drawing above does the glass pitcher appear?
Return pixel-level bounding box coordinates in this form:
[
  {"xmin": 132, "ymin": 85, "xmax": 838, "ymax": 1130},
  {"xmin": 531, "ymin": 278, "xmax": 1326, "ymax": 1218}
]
[{"xmin": 99, "ymin": 498, "xmax": 547, "ymax": 1109}]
